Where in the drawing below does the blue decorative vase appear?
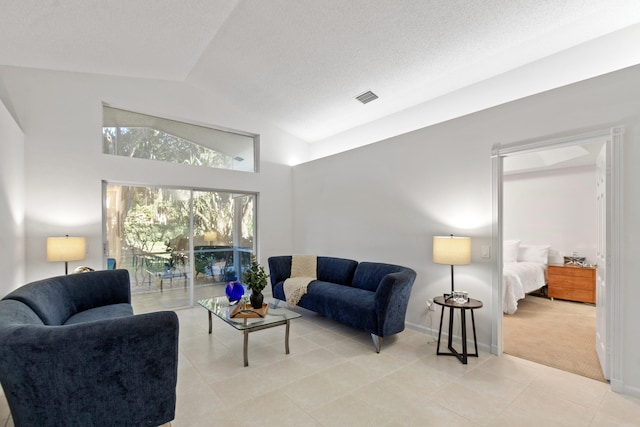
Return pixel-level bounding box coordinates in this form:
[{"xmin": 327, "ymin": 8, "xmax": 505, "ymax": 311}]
[{"xmin": 225, "ymin": 281, "xmax": 245, "ymax": 303}]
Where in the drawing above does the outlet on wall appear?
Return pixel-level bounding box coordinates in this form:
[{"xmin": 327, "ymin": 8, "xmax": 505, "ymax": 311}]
[{"xmin": 426, "ymin": 299, "xmax": 435, "ymax": 311}]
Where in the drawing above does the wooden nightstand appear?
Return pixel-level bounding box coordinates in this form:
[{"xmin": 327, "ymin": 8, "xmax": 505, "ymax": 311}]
[{"xmin": 547, "ymin": 264, "xmax": 596, "ymax": 303}]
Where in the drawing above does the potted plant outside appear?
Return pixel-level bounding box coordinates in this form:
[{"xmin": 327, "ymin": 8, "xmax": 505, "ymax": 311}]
[
  {"xmin": 223, "ymin": 266, "xmax": 237, "ymax": 282},
  {"xmin": 243, "ymin": 256, "xmax": 269, "ymax": 309}
]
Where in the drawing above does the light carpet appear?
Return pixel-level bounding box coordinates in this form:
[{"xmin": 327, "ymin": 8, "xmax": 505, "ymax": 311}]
[{"xmin": 503, "ymin": 294, "xmax": 606, "ymax": 383}]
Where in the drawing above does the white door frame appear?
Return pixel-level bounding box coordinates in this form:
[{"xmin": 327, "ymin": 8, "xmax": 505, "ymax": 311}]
[{"xmin": 490, "ymin": 126, "xmax": 624, "ymax": 390}]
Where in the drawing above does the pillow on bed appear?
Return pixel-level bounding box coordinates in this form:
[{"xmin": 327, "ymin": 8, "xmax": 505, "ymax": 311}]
[
  {"xmin": 518, "ymin": 244, "xmax": 550, "ymax": 264},
  {"xmin": 503, "ymin": 240, "xmax": 520, "ymax": 263}
]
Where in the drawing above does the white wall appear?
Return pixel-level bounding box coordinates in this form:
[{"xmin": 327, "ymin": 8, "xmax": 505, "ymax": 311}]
[
  {"xmin": 0, "ymin": 66, "xmax": 308, "ymax": 282},
  {"xmin": 504, "ymin": 165, "xmax": 597, "ymax": 265},
  {"xmin": 622, "ymin": 122, "xmax": 640, "ymax": 396},
  {"xmin": 292, "ymin": 64, "xmax": 640, "ymax": 395},
  {"xmin": 0, "ymin": 95, "xmax": 25, "ymax": 294}
]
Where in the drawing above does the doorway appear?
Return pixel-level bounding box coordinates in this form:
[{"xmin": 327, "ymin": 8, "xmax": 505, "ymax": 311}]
[{"xmin": 491, "ymin": 126, "xmax": 624, "ymax": 387}]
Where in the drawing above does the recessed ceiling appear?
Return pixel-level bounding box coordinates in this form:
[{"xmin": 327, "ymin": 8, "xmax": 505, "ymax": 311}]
[{"xmin": 1, "ymin": 0, "xmax": 639, "ymax": 145}]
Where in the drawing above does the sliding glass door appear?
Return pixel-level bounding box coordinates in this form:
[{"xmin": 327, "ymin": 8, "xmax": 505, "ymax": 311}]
[{"xmin": 104, "ymin": 183, "xmax": 256, "ymax": 311}]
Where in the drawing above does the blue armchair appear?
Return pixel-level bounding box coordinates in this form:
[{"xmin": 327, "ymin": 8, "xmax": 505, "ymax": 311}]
[{"xmin": 0, "ymin": 269, "xmax": 179, "ymax": 427}]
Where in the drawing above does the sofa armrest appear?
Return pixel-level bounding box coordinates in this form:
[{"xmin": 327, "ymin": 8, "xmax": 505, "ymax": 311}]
[
  {"xmin": 0, "ymin": 311, "xmax": 179, "ymax": 427},
  {"xmin": 268, "ymin": 256, "xmax": 292, "ymax": 289},
  {"xmin": 374, "ymin": 270, "xmax": 416, "ymax": 336}
]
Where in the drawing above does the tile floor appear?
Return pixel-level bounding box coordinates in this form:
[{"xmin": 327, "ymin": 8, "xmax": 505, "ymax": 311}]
[
  {"xmin": 169, "ymin": 306, "xmax": 640, "ymax": 427},
  {"xmin": 2, "ymin": 295, "xmax": 640, "ymax": 426}
]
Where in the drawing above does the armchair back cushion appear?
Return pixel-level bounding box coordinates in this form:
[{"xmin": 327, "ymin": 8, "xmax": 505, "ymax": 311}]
[{"xmin": 4, "ymin": 269, "xmax": 131, "ymax": 325}]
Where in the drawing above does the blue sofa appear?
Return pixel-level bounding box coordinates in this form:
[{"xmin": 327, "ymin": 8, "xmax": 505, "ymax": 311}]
[
  {"xmin": 0, "ymin": 269, "xmax": 179, "ymax": 427},
  {"xmin": 268, "ymin": 256, "xmax": 416, "ymax": 352}
]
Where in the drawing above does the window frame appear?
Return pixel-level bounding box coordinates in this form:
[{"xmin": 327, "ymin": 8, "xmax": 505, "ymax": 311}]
[
  {"xmin": 102, "ymin": 104, "xmax": 260, "ymax": 173},
  {"xmin": 102, "ymin": 181, "xmax": 258, "ymax": 309}
]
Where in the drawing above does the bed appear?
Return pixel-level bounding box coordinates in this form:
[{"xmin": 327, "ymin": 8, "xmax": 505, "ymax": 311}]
[{"xmin": 503, "ymin": 241, "xmax": 549, "ymax": 314}]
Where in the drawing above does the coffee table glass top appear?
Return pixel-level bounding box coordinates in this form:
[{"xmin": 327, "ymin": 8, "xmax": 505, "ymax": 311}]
[{"xmin": 197, "ymin": 296, "xmax": 301, "ymax": 331}]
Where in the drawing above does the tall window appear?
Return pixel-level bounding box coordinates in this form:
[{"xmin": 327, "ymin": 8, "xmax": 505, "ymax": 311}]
[
  {"xmin": 102, "ymin": 106, "xmax": 257, "ymax": 172},
  {"xmin": 104, "ymin": 183, "xmax": 256, "ymax": 309}
]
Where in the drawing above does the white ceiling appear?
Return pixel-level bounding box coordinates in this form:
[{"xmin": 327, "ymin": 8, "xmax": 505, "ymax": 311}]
[{"xmin": 1, "ymin": 0, "xmax": 640, "ymax": 146}]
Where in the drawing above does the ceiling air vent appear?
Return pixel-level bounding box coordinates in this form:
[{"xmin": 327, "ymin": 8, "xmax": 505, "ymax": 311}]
[{"xmin": 355, "ymin": 90, "xmax": 378, "ymax": 104}]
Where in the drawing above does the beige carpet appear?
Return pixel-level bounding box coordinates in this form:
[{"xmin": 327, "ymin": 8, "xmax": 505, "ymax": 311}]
[{"xmin": 503, "ymin": 294, "xmax": 606, "ymax": 383}]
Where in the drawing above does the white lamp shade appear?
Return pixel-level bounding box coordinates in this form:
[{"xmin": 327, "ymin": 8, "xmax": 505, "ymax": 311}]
[
  {"xmin": 433, "ymin": 236, "xmax": 471, "ymax": 265},
  {"xmin": 47, "ymin": 237, "xmax": 86, "ymax": 262}
]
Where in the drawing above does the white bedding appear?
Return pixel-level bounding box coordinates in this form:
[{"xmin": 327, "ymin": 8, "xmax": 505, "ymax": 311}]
[{"xmin": 503, "ymin": 261, "xmax": 547, "ymax": 314}]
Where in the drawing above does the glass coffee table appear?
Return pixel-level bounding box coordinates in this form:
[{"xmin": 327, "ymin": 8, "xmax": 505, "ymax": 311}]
[{"xmin": 197, "ymin": 296, "xmax": 302, "ymax": 367}]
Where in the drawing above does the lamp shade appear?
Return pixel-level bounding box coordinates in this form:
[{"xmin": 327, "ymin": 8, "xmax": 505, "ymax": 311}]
[
  {"xmin": 47, "ymin": 236, "xmax": 86, "ymax": 262},
  {"xmin": 204, "ymin": 231, "xmax": 218, "ymax": 242},
  {"xmin": 433, "ymin": 236, "xmax": 471, "ymax": 265}
]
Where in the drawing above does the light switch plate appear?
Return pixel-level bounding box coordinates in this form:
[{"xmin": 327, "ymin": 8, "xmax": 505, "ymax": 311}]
[{"xmin": 481, "ymin": 245, "xmax": 491, "ymax": 258}]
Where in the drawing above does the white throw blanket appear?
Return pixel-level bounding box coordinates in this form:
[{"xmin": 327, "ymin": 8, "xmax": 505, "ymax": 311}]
[{"xmin": 283, "ymin": 255, "xmax": 317, "ymax": 306}]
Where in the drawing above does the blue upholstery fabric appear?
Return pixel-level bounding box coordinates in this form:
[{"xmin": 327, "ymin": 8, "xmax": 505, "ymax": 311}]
[
  {"xmin": 269, "ymin": 256, "xmax": 416, "ymax": 343},
  {"xmin": 268, "ymin": 256, "xmax": 293, "ymax": 286},
  {"xmin": 298, "ymin": 281, "xmax": 377, "ymax": 332},
  {"xmin": 374, "ymin": 270, "xmax": 416, "ymax": 336},
  {"xmin": 64, "ymin": 303, "xmax": 133, "ymax": 325},
  {"xmin": 0, "ymin": 299, "xmax": 45, "ymax": 327},
  {"xmin": 317, "ymin": 257, "xmax": 358, "ymax": 285},
  {"xmin": 352, "ymin": 262, "xmax": 408, "ymax": 292},
  {"xmin": 268, "ymin": 256, "xmax": 358, "ymax": 286},
  {"xmin": 0, "ymin": 270, "xmax": 179, "ymax": 427},
  {"xmin": 4, "ymin": 269, "xmax": 131, "ymax": 325}
]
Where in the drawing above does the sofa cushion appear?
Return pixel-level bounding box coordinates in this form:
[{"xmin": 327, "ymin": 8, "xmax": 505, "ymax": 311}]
[
  {"xmin": 269, "ymin": 255, "xmax": 359, "ymax": 287},
  {"xmin": 352, "ymin": 262, "xmax": 409, "ymax": 292},
  {"xmin": 64, "ymin": 303, "xmax": 134, "ymax": 325},
  {"xmin": 298, "ymin": 281, "xmax": 377, "ymax": 332},
  {"xmin": 316, "ymin": 257, "xmax": 358, "ymax": 285},
  {"xmin": 272, "ymin": 279, "xmax": 378, "ymax": 331}
]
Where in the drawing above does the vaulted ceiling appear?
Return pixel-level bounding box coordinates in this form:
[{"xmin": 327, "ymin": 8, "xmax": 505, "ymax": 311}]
[{"xmin": 1, "ymin": 0, "xmax": 639, "ymax": 147}]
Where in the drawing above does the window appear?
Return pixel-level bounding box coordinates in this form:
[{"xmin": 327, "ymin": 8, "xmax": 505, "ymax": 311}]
[
  {"xmin": 104, "ymin": 183, "xmax": 256, "ymax": 309},
  {"xmin": 102, "ymin": 106, "xmax": 257, "ymax": 172}
]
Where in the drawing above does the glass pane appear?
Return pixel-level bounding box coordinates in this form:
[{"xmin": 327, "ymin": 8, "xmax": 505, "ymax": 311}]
[
  {"xmin": 192, "ymin": 191, "xmax": 255, "ymax": 285},
  {"xmin": 236, "ymin": 193, "xmax": 255, "ymax": 279},
  {"xmin": 105, "ymin": 185, "xmax": 190, "ymax": 295},
  {"xmin": 193, "ymin": 190, "xmax": 236, "ymax": 283},
  {"xmin": 104, "ymin": 183, "xmax": 256, "ymax": 311},
  {"xmin": 103, "ymin": 106, "xmax": 256, "ymax": 172}
]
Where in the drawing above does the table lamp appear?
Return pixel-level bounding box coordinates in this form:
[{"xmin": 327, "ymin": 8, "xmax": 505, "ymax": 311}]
[
  {"xmin": 433, "ymin": 235, "xmax": 471, "ymax": 299},
  {"xmin": 47, "ymin": 235, "xmax": 86, "ymax": 275},
  {"xmin": 204, "ymin": 231, "xmax": 218, "ymax": 245}
]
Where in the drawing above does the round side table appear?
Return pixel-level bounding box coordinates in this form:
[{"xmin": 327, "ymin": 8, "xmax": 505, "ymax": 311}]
[{"xmin": 433, "ymin": 295, "xmax": 483, "ymax": 364}]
